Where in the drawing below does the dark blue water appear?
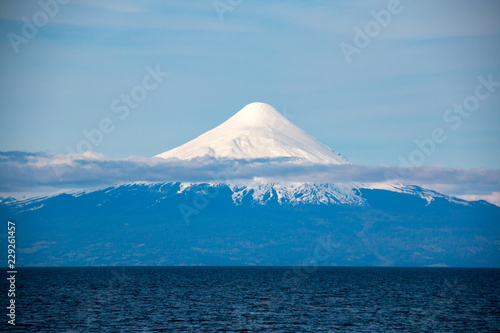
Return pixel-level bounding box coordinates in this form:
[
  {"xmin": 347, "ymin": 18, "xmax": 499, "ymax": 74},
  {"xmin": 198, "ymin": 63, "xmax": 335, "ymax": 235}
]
[{"xmin": 2, "ymin": 267, "xmax": 499, "ymax": 332}]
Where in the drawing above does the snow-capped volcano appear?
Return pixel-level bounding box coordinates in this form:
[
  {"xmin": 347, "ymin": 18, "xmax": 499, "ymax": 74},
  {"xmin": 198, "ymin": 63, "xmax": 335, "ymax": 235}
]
[
  {"xmin": 156, "ymin": 102, "xmax": 349, "ymax": 164},
  {"xmin": 3, "ymin": 102, "xmax": 499, "ymax": 268}
]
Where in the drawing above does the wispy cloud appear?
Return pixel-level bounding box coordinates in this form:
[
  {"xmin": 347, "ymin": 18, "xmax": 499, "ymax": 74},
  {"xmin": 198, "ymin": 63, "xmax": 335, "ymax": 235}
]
[
  {"xmin": 1, "ymin": 151, "xmax": 498, "ymax": 205},
  {"xmin": 72, "ymin": 0, "xmax": 148, "ymax": 14},
  {"xmin": 243, "ymin": 0, "xmax": 500, "ymax": 39},
  {"xmin": 0, "ymin": 0, "xmax": 256, "ymax": 32}
]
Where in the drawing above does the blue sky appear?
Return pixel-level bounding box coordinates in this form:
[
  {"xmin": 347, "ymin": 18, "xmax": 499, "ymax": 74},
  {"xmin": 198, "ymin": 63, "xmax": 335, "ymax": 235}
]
[{"xmin": 0, "ymin": 0, "xmax": 499, "ymax": 169}]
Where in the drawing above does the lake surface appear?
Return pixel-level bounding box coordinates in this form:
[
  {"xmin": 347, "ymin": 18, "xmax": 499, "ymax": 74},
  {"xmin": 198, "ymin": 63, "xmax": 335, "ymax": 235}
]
[{"xmin": 2, "ymin": 267, "xmax": 499, "ymax": 332}]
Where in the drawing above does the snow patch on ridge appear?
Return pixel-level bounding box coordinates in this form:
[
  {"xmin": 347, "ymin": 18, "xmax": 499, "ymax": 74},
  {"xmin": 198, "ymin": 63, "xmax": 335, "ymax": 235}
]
[
  {"xmin": 228, "ymin": 182, "xmax": 365, "ymax": 206},
  {"xmin": 362, "ymin": 182, "xmax": 470, "ymax": 206},
  {"xmin": 174, "ymin": 181, "xmax": 365, "ymax": 206}
]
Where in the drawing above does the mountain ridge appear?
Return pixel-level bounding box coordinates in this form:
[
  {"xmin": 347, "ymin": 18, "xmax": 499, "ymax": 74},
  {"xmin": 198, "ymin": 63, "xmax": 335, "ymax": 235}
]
[{"xmin": 2, "ymin": 181, "xmax": 498, "ymax": 267}]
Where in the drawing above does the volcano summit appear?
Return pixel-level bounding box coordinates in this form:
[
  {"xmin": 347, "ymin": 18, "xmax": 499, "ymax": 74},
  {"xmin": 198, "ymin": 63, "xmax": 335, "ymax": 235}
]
[{"xmin": 156, "ymin": 102, "xmax": 349, "ymax": 164}]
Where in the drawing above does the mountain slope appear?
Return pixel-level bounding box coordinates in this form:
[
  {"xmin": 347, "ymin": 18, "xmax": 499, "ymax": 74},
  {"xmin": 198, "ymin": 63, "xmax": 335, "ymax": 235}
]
[
  {"xmin": 1, "ymin": 182, "xmax": 498, "ymax": 267},
  {"xmin": 156, "ymin": 102, "xmax": 349, "ymax": 164}
]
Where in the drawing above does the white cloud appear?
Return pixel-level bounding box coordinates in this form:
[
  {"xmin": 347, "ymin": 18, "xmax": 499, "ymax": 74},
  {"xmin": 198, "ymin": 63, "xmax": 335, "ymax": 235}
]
[
  {"xmin": 456, "ymin": 192, "xmax": 500, "ymax": 207},
  {"xmin": 1, "ymin": 151, "xmax": 499, "ymax": 205}
]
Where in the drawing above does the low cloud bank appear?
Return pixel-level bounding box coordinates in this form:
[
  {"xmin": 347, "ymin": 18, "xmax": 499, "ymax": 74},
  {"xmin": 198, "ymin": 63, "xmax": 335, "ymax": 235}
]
[{"xmin": 1, "ymin": 151, "xmax": 499, "ymax": 205}]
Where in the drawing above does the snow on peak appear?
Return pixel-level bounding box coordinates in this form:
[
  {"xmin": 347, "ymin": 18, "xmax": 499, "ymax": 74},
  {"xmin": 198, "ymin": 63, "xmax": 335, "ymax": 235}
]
[
  {"xmin": 155, "ymin": 102, "xmax": 349, "ymax": 164},
  {"xmin": 225, "ymin": 102, "xmax": 285, "ymax": 128}
]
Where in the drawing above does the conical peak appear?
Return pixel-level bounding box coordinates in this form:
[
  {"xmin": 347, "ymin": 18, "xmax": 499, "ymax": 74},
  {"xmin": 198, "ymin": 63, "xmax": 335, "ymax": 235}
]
[
  {"xmin": 240, "ymin": 102, "xmax": 277, "ymax": 115},
  {"xmin": 156, "ymin": 102, "xmax": 350, "ymax": 165},
  {"xmin": 226, "ymin": 102, "xmax": 287, "ymax": 128}
]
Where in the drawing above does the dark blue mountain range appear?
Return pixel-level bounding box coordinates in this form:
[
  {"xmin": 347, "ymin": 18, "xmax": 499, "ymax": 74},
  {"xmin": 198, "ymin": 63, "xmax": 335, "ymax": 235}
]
[{"xmin": 1, "ymin": 182, "xmax": 498, "ymax": 267}]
